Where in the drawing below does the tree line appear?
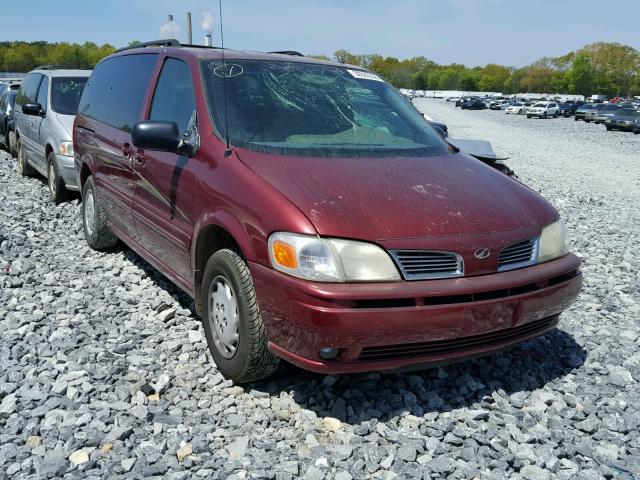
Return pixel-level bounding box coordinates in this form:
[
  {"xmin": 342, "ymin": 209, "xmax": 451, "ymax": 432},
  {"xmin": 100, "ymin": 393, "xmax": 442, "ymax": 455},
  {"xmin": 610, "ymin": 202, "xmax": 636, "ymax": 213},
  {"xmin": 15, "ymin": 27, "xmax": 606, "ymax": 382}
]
[
  {"xmin": 1, "ymin": 40, "xmax": 638, "ymax": 97},
  {"xmin": 0, "ymin": 41, "xmax": 116, "ymax": 73},
  {"xmin": 313, "ymin": 42, "xmax": 640, "ymax": 97}
]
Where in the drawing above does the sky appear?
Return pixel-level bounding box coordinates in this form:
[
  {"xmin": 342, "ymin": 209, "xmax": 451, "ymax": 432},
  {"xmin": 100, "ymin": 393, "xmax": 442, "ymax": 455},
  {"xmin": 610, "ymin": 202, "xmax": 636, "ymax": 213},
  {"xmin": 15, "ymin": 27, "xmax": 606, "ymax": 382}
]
[{"xmin": 2, "ymin": 0, "xmax": 639, "ymax": 67}]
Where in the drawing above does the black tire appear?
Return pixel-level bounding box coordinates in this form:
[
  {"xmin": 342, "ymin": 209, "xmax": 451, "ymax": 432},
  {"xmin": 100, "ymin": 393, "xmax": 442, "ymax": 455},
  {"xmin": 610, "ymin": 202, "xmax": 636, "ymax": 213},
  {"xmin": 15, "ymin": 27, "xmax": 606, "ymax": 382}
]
[
  {"xmin": 526, "ymin": 115, "xmax": 532, "ymax": 119},
  {"xmin": 574, "ymin": 117, "xmax": 579, "ymax": 121},
  {"xmin": 17, "ymin": 139, "xmax": 35, "ymax": 177},
  {"xmin": 201, "ymin": 249, "xmax": 280, "ymax": 383},
  {"xmin": 542, "ymin": 112, "xmax": 547, "ymax": 119},
  {"xmin": 82, "ymin": 176, "xmax": 117, "ymax": 250},
  {"xmin": 47, "ymin": 152, "xmax": 68, "ymax": 204},
  {"xmin": 605, "ymin": 126, "xmax": 612, "ymax": 131},
  {"xmin": 634, "ymin": 128, "xmax": 639, "ymax": 134}
]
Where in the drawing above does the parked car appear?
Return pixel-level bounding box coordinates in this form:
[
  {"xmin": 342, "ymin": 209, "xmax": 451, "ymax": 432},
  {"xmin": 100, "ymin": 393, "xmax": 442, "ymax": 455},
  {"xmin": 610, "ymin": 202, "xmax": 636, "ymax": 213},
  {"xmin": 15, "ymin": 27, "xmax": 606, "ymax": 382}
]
[
  {"xmin": 574, "ymin": 103, "xmax": 596, "ymax": 121},
  {"xmin": 490, "ymin": 100, "xmax": 509, "ymax": 110},
  {"xmin": 561, "ymin": 101, "xmax": 584, "ymax": 117},
  {"xmin": 461, "ymin": 98, "xmax": 487, "ymax": 110},
  {"xmin": 74, "ymin": 41, "xmax": 582, "ymax": 383},
  {"xmin": 0, "ymin": 89, "xmax": 17, "ymax": 156},
  {"xmin": 456, "ymin": 96, "xmax": 476, "ymax": 107},
  {"xmin": 527, "ymin": 102, "xmax": 559, "ymax": 118},
  {"xmin": 14, "ymin": 66, "xmax": 91, "ymax": 202},
  {"xmin": 557, "ymin": 103, "xmax": 575, "ymax": 116},
  {"xmin": 584, "ymin": 104, "xmax": 618, "ymax": 123},
  {"xmin": 604, "ymin": 110, "xmax": 640, "ymax": 131},
  {"xmin": 505, "ymin": 102, "xmax": 529, "ymax": 115}
]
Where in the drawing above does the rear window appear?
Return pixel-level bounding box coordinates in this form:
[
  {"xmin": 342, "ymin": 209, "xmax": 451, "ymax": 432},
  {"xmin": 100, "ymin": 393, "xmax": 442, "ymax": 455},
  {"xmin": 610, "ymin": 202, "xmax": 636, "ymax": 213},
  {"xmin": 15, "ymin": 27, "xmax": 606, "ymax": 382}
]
[
  {"xmin": 51, "ymin": 77, "xmax": 88, "ymax": 115},
  {"xmin": 201, "ymin": 60, "xmax": 448, "ymax": 158},
  {"xmin": 79, "ymin": 54, "xmax": 158, "ymax": 132}
]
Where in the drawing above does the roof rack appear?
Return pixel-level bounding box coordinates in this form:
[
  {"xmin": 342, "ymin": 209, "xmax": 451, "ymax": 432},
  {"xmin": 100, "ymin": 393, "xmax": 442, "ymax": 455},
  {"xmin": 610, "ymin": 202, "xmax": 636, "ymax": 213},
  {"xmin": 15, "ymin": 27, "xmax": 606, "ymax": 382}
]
[
  {"xmin": 35, "ymin": 65, "xmax": 87, "ymax": 70},
  {"xmin": 268, "ymin": 50, "xmax": 304, "ymax": 57},
  {"xmin": 115, "ymin": 39, "xmax": 181, "ymax": 53}
]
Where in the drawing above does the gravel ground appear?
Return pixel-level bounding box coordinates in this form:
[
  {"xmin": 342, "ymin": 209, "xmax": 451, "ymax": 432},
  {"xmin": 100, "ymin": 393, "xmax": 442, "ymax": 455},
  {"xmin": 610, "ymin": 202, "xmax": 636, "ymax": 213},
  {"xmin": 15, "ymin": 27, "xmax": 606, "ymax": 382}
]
[{"xmin": 1, "ymin": 101, "xmax": 639, "ymax": 480}]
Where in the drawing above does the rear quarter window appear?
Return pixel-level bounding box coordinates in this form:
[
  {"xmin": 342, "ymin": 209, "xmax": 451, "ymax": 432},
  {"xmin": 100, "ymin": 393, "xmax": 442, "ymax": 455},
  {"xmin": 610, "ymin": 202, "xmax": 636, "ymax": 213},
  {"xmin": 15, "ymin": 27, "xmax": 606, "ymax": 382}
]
[{"xmin": 79, "ymin": 53, "xmax": 158, "ymax": 132}]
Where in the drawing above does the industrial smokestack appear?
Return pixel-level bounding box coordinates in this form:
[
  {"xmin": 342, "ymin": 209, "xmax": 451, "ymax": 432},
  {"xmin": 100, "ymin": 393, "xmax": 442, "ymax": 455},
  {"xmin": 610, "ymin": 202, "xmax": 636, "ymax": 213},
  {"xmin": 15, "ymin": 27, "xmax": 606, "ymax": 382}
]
[
  {"xmin": 160, "ymin": 14, "xmax": 181, "ymax": 39},
  {"xmin": 202, "ymin": 10, "xmax": 214, "ymax": 46},
  {"xmin": 186, "ymin": 12, "xmax": 193, "ymax": 44}
]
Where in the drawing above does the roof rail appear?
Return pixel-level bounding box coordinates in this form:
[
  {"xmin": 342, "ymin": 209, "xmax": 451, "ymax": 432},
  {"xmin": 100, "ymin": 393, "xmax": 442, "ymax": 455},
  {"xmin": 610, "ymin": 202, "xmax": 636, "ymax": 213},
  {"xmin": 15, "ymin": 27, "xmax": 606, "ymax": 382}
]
[
  {"xmin": 268, "ymin": 50, "xmax": 304, "ymax": 57},
  {"xmin": 115, "ymin": 39, "xmax": 181, "ymax": 53},
  {"xmin": 34, "ymin": 65, "xmax": 87, "ymax": 70}
]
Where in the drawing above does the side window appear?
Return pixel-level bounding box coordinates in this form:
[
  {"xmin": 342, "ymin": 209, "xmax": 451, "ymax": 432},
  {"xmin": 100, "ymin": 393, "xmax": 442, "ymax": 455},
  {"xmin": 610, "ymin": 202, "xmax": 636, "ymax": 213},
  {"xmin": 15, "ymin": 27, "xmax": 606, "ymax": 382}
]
[
  {"xmin": 79, "ymin": 54, "xmax": 158, "ymax": 132},
  {"xmin": 149, "ymin": 58, "xmax": 196, "ymax": 136},
  {"xmin": 0, "ymin": 94, "xmax": 6, "ymax": 112},
  {"xmin": 36, "ymin": 76, "xmax": 49, "ymax": 110},
  {"xmin": 16, "ymin": 74, "xmax": 43, "ymax": 107}
]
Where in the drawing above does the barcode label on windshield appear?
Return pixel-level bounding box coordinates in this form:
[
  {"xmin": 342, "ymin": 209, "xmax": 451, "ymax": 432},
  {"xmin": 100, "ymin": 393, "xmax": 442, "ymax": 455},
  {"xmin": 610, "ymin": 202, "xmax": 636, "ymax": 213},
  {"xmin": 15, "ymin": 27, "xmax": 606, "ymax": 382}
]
[{"xmin": 347, "ymin": 69, "xmax": 383, "ymax": 82}]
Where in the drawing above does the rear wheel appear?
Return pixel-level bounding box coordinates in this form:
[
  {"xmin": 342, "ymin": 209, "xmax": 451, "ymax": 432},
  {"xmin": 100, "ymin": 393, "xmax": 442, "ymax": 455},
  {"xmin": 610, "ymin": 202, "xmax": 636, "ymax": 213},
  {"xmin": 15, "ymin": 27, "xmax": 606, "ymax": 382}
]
[
  {"xmin": 17, "ymin": 139, "xmax": 35, "ymax": 177},
  {"xmin": 47, "ymin": 152, "xmax": 68, "ymax": 204},
  {"xmin": 82, "ymin": 176, "xmax": 117, "ymax": 250},
  {"xmin": 201, "ymin": 249, "xmax": 280, "ymax": 383}
]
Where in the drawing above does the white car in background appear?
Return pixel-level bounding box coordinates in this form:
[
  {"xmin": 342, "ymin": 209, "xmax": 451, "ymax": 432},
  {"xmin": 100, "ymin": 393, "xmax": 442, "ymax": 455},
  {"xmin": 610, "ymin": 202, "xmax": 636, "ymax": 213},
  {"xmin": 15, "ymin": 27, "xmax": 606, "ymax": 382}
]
[
  {"xmin": 527, "ymin": 102, "xmax": 560, "ymax": 119},
  {"xmin": 505, "ymin": 102, "xmax": 530, "ymax": 114}
]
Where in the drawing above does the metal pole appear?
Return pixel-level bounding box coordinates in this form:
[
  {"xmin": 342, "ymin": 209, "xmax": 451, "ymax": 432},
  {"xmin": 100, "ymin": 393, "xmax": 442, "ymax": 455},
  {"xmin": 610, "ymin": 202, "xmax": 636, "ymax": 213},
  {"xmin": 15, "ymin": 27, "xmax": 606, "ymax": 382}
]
[{"xmin": 186, "ymin": 12, "xmax": 192, "ymax": 44}]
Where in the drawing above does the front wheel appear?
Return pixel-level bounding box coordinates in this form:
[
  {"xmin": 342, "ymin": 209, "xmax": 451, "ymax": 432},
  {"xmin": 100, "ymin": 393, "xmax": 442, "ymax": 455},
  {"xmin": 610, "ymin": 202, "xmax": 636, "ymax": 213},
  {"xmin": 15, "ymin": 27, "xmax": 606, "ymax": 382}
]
[
  {"xmin": 82, "ymin": 176, "xmax": 117, "ymax": 250},
  {"xmin": 527, "ymin": 115, "xmax": 532, "ymax": 119},
  {"xmin": 201, "ymin": 249, "xmax": 280, "ymax": 383},
  {"xmin": 47, "ymin": 152, "xmax": 68, "ymax": 204},
  {"xmin": 17, "ymin": 139, "xmax": 35, "ymax": 177}
]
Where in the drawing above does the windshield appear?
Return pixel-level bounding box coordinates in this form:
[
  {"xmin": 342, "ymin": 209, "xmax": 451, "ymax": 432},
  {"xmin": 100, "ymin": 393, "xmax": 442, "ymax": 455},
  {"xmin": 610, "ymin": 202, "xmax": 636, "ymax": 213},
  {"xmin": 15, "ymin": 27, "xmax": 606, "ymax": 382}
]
[
  {"xmin": 598, "ymin": 104, "xmax": 617, "ymax": 111},
  {"xmin": 51, "ymin": 77, "xmax": 88, "ymax": 115},
  {"xmin": 201, "ymin": 60, "xmax": 448, "ymax": 158},
  {"xmin": 533, "ymin": 103, "xmax": 546, "ymax": 107}
]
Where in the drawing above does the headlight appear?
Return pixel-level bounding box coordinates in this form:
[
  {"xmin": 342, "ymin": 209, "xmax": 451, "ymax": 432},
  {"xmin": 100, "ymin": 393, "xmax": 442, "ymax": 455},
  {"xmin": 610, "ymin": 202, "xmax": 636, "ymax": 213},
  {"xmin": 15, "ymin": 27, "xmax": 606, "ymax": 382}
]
[
  {"xmin": 538, "ymin": 220, "xmax": 569, "ymax": 263},
  {"xmin": 59, "ymin": 142, "xmax": 74, "ymax": 156},
  {"xmin": 268, "ymin": 232, "xmax": 401, "ymax": 282}
]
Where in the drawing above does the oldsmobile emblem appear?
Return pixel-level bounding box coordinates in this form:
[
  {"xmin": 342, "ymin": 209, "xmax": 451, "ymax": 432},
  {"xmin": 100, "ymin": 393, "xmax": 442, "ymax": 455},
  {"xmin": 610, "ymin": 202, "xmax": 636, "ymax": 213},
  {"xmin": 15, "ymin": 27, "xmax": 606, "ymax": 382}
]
[{"xmin": 474, "ymin": 248, "xmax": 491, "ymax": 260}]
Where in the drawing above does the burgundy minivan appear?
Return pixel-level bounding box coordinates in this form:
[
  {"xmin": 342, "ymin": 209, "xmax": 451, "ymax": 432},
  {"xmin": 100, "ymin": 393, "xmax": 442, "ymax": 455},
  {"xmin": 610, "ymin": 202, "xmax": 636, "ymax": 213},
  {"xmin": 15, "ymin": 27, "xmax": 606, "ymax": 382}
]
[{"xmin": 73, "ymin": 41, "xmax": 582, "ymax": 383}]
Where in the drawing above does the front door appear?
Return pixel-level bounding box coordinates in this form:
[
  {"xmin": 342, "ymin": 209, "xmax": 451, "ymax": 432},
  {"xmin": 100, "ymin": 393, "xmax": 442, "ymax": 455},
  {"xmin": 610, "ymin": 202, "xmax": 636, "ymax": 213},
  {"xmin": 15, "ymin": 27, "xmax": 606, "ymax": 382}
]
[{"xmin": 132, "ymin": 57, "xmax": 197, "ymax": 284}]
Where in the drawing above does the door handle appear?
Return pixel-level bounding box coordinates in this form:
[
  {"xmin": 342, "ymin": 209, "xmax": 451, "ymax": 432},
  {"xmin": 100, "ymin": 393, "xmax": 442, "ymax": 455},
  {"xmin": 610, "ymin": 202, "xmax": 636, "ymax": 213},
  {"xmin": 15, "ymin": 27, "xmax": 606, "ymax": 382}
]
[
  {"xmin": 122, "ymin": 142, "xmax": 133, "ymax": 158},
  {"xmin": 133, "ymin": 149, "xmax": 146, "ymax": 166}
]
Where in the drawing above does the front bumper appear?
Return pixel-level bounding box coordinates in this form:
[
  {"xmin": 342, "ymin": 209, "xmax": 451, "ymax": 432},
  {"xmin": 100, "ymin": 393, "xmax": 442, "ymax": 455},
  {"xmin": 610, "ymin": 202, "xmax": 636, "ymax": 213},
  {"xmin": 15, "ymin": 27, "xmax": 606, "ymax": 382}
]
[
  {"xmin": 250, "ymin": 254, "xmax": 582, "ymax": 374},
  {"xmin": 56, "ymin": 154, "xmax": 80, "ymax": 191}
]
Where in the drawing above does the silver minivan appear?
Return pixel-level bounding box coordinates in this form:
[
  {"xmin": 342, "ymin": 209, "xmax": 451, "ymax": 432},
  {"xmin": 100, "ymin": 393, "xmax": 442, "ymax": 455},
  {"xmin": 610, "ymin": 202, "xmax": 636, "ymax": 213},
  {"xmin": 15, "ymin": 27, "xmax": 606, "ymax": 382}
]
[{"xmin": 14, "ymin": 66, "xmax": 91, "ymax": 202}]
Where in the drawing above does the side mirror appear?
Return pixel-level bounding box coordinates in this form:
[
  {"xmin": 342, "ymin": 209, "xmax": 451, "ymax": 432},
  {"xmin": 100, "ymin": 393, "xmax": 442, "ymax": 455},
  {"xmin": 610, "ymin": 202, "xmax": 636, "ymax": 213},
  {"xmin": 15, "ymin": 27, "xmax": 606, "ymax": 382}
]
[
  {"xmin": 132, "ymin": 121, "xmax": 181, "ymax": 152},
  {"xmin": 22, "ymin": 103, "xmax": 45, "ymax": 117}
]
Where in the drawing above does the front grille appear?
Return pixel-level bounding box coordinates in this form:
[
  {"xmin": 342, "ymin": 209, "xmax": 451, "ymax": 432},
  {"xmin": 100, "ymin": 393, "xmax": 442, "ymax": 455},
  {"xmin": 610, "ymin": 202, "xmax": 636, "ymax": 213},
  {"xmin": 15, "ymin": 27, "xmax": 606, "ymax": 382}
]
[
  {"xmin": 390, "ymin": 250, "xmax": 463, "ymax": 280},
  {"xmin": 498, "ymin": 238, "xmax": 537, "ymax": 272},
  {"xmin": 358, "ymin": 315, "xmax": 558, "ymax": 361}
]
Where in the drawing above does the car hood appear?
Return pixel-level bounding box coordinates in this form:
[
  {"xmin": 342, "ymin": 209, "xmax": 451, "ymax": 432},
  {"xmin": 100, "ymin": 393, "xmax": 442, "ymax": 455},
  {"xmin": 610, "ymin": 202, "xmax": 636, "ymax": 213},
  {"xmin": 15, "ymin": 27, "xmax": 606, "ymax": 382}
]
[
  {"xmin": 55, "ymin": 113, "xmax": 75, "ymax": 138},
  {"xmin": 237, "ymin": 148, "xmax": 558, "ymax": 241}
]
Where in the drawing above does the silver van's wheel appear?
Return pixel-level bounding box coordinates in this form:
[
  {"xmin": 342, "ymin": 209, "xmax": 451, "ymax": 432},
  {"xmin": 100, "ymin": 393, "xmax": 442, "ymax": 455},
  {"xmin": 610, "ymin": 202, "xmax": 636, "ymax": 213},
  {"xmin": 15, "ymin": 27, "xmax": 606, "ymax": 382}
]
[
  {"xmin": 47, "ymin": 152, "xmax": 68, "ymax": 204},
  {"xmin": 201, "ymin": 249, "xmax": 279, "ymax": 383},
  {"xmin": 82, "ymin": 175, "xmax": 117, "ymax": 250}
]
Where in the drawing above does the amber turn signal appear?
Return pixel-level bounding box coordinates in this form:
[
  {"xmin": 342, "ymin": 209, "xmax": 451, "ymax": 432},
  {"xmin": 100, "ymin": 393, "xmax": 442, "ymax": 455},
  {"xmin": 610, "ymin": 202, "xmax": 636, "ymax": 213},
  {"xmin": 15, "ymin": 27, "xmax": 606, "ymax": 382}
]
[{"xmin": 272, "ymin": 240, "xmax": 298, "ymax": 269}]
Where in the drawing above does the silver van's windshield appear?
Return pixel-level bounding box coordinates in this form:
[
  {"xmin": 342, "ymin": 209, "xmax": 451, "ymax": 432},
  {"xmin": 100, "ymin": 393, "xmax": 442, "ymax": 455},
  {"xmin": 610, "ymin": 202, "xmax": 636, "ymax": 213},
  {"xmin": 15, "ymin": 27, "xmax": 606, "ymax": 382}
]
[
  {"xmin": 51, "ymin": 77, "xmax": 88, "ymax": 116},
  {"xmin": 201, "ymin": 60, "xmax": 449, "ymax": 157}
]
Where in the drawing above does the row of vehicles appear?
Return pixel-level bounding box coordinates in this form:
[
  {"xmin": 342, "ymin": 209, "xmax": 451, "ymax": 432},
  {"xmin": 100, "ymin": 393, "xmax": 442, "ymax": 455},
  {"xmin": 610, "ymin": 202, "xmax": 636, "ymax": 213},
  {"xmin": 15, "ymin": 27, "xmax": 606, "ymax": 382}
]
[
  {"xmin": 453, "ymin": 95, "xmax": 640, "ymax": 132},
  {"xmin": 3, "ymin": 41, "xmax": 582, "ymax": 383}
]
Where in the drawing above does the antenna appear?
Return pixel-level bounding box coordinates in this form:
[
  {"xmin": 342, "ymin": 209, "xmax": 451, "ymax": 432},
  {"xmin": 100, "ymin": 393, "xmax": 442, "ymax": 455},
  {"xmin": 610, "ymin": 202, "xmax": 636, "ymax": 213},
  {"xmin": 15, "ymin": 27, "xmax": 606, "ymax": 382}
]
[{"xmin": 219, "ymin": 0, "xmax": 232, "ymax": 158}]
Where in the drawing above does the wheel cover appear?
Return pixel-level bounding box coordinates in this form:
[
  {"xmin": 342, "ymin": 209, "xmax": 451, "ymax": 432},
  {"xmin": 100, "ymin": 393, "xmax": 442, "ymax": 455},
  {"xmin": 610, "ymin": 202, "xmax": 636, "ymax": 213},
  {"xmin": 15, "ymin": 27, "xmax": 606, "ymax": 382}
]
[
  {"xmin": 84, "ymin": 188, "xmax": 95, "ymax": 236},
  {"xmin": 208, "ymin": 275, "xmax": 240, "ymax": 359},
  {"xmin": 48, "ymin": 161, "xmax": 56, "ymax": 196}
]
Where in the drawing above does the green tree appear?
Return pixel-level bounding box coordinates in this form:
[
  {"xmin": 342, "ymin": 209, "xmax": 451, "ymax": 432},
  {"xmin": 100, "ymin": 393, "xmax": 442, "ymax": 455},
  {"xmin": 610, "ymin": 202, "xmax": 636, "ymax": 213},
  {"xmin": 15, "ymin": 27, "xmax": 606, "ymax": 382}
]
[{"xmin": 568, "ymin": 53, "xmax": 594, "ymax": 96}]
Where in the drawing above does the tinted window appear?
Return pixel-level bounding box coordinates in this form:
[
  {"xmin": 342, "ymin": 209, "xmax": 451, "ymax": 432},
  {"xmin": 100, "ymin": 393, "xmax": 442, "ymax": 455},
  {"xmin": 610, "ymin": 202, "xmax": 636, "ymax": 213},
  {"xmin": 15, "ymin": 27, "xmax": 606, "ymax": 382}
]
[
  {"xmin": 51, "ymin": 77, "xmax": 88, "ymax": 115},
  {"xmin": 149, "ymin": 58, "xmax": 195, "ymax": 136},
  {"xmin": 16, "ymin": 73, "xmax": 43, "ymax": 107},
  {"xmin": 201, "ymin": 60, "xmax": 448, "ymax": 158},
  {"xmin": 79, "ymin": 54, "xmax": 158, "ymax": 132},
  {"xmin": 0, "ymin": 93, "xmax": 6, "ymax": 112},
  {"xmin": 36, "ymin": 76, "xmax": 49, "ymax": 110}
]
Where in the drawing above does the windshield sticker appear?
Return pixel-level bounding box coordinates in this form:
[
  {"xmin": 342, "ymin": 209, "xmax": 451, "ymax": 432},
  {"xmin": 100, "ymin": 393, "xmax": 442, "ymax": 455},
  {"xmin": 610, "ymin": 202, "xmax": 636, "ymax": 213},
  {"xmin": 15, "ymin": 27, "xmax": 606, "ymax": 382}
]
[
  {"xmin": 210, "ymin": 63, "xmax": 244, "ymax": 78},
  {"xmin": 347, "ymin": 69, "xmax": 383, "ymax": 82}
]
